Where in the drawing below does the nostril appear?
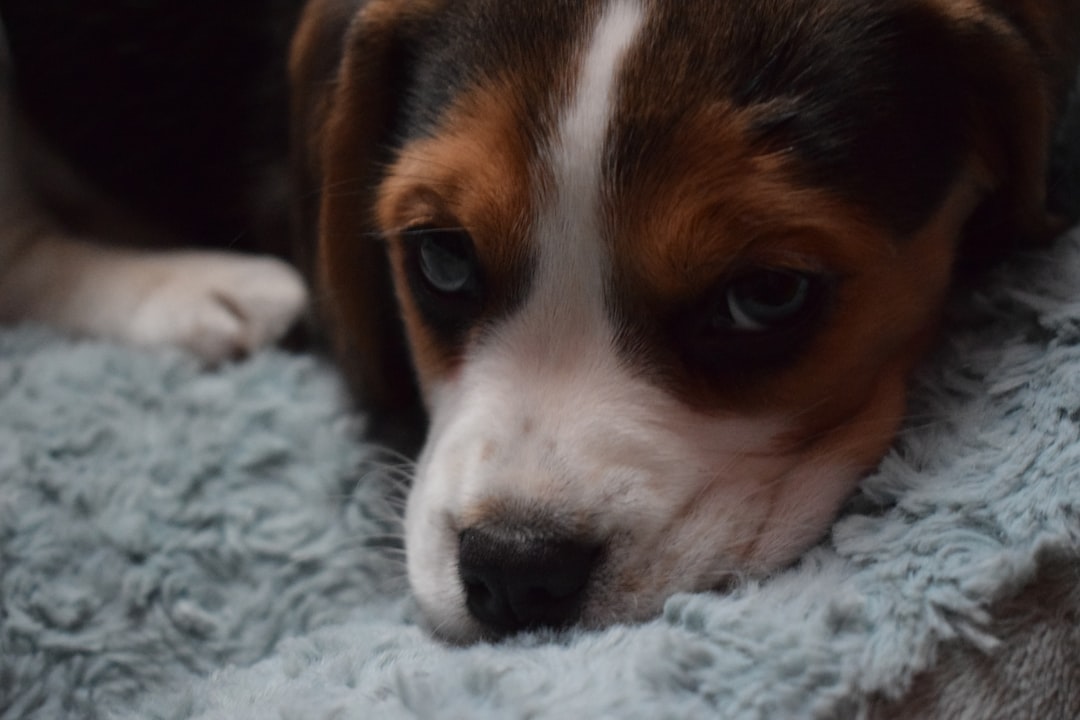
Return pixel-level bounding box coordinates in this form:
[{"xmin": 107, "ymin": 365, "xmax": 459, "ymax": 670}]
[
  {"xmin": 458, "ymin": 525, "xmax": 602, "ymax": 634},
  {"xmin": 459, "ymin": 571, "xmax": 503, "ymax": 626}
]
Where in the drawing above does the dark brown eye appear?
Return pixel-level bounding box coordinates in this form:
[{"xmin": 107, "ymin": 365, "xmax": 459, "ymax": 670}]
[
  {"xmin": 720, "ymin": 269, "xmax": 814, "ymax": 332},
  {"xmin": 401, "ymin": 226, "xmax": 485, "ymax": 343},
  {"xmin": 412, "ymin": 228, "xmax": 479, "ymax": 297},
  {"xmin": 677, "ymin": 267, "xmax": 833, "ymax": 375}
]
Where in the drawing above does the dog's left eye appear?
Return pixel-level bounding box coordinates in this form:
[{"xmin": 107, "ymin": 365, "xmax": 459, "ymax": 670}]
[
  {"xmin": 409, "ymin": 227, "xmax": 480, "ymax": 297},
  {"xmin": 721, "ymin": 269, "xmax": 814, "ymax": 332},
  {"xmin": 401, "ymin": 227, "xmax": 485, "ymax": 338},
  {"xmin": 679, "ymin": 267, "xmax": 832, "ymax": 374}
]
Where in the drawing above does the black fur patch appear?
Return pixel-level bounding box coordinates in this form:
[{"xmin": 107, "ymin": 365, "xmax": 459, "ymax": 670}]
[
  {"xmin": 616, "ymin": 0, "xmax": 969, "ymax": 237},
  {"xmin": 397, "ymin": 0, "xmax": 582, "ymax": 147},
  {"xmin": 737, "ymin": 2, "xmax": 968, "ymax": 236}
]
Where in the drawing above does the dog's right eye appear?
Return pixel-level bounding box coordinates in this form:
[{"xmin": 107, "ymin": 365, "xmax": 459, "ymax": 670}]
[
  {"xmin": 675, "ymin": 267, "xmax": 834, "ymax": 377},
  {"xmin": 401, "ymin": 226, "xmax": 485, "ymax": 333},
  {"xmin": 415, "ymin": 228, "xmax": 478, "ymax": 296},
  {"xmin": 402, "ymin": 227, "xmax": 482, "ymax": 297}
]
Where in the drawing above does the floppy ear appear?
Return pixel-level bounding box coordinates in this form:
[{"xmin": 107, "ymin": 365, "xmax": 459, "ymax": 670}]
[
  {"xmin": 290, "ymin": 0, "xmax": 442, "ymax": 451},
  {"xmin": 957, "ymin": 3, "xmax": 1080, "ymax": 266}
]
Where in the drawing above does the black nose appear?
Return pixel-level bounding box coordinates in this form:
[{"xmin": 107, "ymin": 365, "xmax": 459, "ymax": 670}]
[{"xmin": 458, "ymin": 525, "xmax": 602, "ymax": 634}]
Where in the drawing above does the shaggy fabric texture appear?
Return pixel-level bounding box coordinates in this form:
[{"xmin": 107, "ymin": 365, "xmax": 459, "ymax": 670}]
[{"xmin": 3, "ymin": 224, "xmax": 1080, "ymax": 718}]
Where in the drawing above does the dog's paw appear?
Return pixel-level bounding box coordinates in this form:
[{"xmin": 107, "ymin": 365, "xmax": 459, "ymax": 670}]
[{"xmin": 124, "ymin": 253, "xmax": 308, "ymax": 363}]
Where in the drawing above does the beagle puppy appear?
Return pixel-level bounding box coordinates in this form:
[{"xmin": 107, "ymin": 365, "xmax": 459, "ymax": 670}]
[
  {"xmin": 2, "ymin": 0, "xmax": 1077, "ymax": 644},
  {"xmin": 293, "ymin": 0, "xmax": 1080, "ymax": 642}
]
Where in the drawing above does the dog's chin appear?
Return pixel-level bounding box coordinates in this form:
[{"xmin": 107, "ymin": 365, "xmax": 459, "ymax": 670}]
[
  {"xmin": 410, "ymin": 538, "xmax": 801, "ymax": 646},
  {"xmin": 417, "ymin": 596, "xmax": 667, "ymax": 647},
  {"xmin": 411, "ymin": 569, "xmax": 677, "ymax": 646},
  {"xmin": 404, "ymin": 452, "xmax": 863, "ymax": 643}
]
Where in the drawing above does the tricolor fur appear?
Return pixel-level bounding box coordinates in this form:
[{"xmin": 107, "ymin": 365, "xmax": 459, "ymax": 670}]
[{"xmin": 299, "ymin": 0, "xmax": 1080, "ymax": 642}]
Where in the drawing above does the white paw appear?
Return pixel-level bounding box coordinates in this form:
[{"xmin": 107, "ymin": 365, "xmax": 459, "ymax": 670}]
[{"xmin": 124, "ymin": 252, "xmax": 308, "ymax": 363}]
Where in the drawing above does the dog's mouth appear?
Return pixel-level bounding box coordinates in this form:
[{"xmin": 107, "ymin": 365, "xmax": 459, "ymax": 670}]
[
  {"xmin": 405, "ymin": 481, "xmax": 800, "ymax": 644},
  {"xmin": 458, "ymin": 544, "xmax": 745, "ymax": 640},
  {"xmin": 401, "ymin": 387, "xmax": 904, "ymax": 644},
  {"xmin": 418, "ymin": 519, "xmax": 751, "ymax": 642}
]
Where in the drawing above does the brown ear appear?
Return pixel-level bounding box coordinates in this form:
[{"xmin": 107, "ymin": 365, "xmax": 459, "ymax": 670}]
[
  {"xmin": 290, "ymin": 0, "xmax": 443, "ymax": 451},
  {"xmin": 957, "ymin": 2, "xmax": 1080, "ymax": 266}
]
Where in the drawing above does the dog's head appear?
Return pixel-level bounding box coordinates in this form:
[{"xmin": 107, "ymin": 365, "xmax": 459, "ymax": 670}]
[{"xmin": 292, "ymin": 0, "xmax": 1074, "ymax": 642}]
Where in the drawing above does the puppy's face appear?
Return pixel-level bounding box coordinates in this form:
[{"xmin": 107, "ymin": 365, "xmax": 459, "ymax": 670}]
[{"xmin": 309, "ymin": 0, "xmax": 1055, "ymax": 642}]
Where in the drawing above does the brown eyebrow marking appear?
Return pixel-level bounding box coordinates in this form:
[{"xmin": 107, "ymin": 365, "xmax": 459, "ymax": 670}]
[{"xmin": 375, "ymin": 80, "xmax": 546, "ymax": 391}]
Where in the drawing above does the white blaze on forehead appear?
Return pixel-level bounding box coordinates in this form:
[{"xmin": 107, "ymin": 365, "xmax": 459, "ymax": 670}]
[
  {"xmin": 406, "ymin": 2, "xmax": 823, "ymax": 642},
  {"xmin": 528, "ymin": 0, "xmax": 645, "ymax": 337}
]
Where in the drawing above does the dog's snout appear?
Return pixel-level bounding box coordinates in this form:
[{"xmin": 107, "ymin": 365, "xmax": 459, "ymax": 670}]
[{"xmin": 458, "ymin": 525, "xmax": 601, "ymax": 634}]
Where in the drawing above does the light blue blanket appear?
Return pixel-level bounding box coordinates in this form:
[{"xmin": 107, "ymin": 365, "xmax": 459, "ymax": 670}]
[{"xmin": 3, "ymin": 228, "xmax": 1080, "ymax": 719}]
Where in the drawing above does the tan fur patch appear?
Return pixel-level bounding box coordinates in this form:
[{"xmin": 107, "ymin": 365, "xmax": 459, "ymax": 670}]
[
  {"xmin": 376, "ymin": 80, "xmax": 542, "ymax": 391},
  {"xmin": 609, "ymin": 103, "xmax": 984, "ymax": 469}
]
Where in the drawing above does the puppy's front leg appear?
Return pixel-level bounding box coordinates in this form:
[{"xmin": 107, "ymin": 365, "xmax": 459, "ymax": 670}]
[
  {"xmin": 0, "ymin": 221, "xmax": 308, "ymax": 363},
  {"xmin": 0, "ymin": 45, "xmax": 307, "ymax": 364}
]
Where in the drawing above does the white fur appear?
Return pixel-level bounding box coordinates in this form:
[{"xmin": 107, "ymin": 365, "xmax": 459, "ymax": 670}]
[
  {"xmin": 532, "ymin": 0, "xmax": 645, "ymax": 333},
  {"xmin": 0, "ymin": 235, "xmax": 307, "ymax": 364}
]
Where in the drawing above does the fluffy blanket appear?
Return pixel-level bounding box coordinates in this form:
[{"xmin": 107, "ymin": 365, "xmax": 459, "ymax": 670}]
[{"xmin": 3, "ymin": 219, "xmax": 1080, "ymax": 718}]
